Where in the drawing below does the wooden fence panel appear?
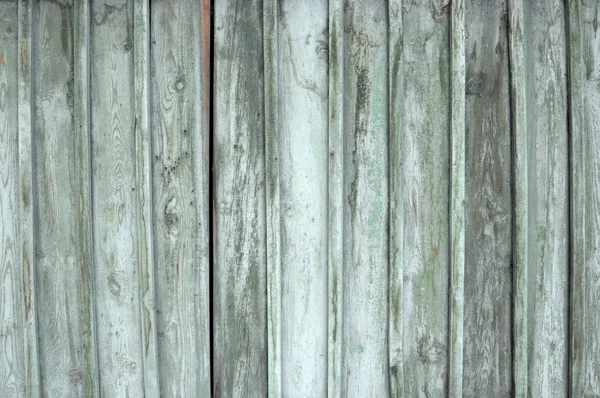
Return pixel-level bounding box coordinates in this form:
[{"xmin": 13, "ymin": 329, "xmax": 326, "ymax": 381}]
[{"xmin": 1, "ymin": 1, "xmax": 600, "ymax": 397}]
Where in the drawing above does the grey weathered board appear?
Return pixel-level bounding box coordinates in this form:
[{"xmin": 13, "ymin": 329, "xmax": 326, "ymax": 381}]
[{"xmin": 0, "ymin": 0, "xmax": 598, "ymax": 397}]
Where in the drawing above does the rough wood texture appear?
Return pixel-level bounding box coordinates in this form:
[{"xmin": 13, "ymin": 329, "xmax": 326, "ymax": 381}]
[
  {"xmin": 33, "ymin": 1, "xmax": 97, "ymax": 395},
  {"xmin": 150, "ymin": 0, "xmax": 211, "ymax": 395},
  {"xmin": 0, "ymin": 2, "xmax": 25, "ymax": 396},
  {"xmin": 213, "ymin": 0, "xmax": 267, "ymax": 396},
  {"xmin": 132, "ymin": 0, "xmax": 159, "ymax": 394},
  {"xmin": 263, "ymin": 0, "xmax": 281, "ymax": 395},
  {"xmin": 73, "ymin": 0, "xmax": 100, "ymax": 396},
  {"xmin": 527, "ymin": 0, "xmax": 569, "ymax": 396},
  {"xmin": 327, "ymin": 0, "xmax": 344, "ymax": 396},
  {"xmin": 508, "ymin": 0, "xmax": 530, "ymax": 395},
  {"xmin": 568, "ymin": 0, "xmax": 600, "ymax": 396},
  {"xmin": 341, "ymin": 1, "xmax": 388, "ymax": 396},
  {"xmin": 402, "ymin": 1, "xmax": 449, "ymax": 396},
  {"xmin": 17, "ymin": 0, "xmax": 41, "ymax": 395},
  {"xmin": 449, "ymin": 0, "xmax": 466, "ymax": 396},
  {"xmin": 464, "ymin": 1, "xmax": 513, "ymax": 396},
  {"xmin": 271, "ymin": 1, "xmax": 329, "ymax": 396},
  {"xmin": 90, "ymin": 1, "xmax": 144, "ymax": 395},
  {"xmin": 387, "ymin": 0, "xmax": 403, "ymax": 395}
]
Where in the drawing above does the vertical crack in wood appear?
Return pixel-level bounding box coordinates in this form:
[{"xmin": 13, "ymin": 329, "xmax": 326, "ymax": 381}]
[{"xmin": 508, "ymin": 0, "xmax": 531, "ymax": 396}]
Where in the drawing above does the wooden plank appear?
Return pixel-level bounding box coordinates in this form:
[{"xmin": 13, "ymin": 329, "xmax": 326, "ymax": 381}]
[
  {"xmin": 133, "ymin": 0, "xmax": 159, "ymax": 395},
  {"xmin": 463, "ymin": 1, "xmax": 512, "ymax": 396},
  {"xmin": 449, "ymin": 0, "xmax": 466, "ymax": 396},
  {"xmin": 150, "ymin": 0, "xmax": 211, "ymax": 395},
  {"xmin": 272, "ymin": 1, "xmax": 329, "ymax": 396},
  {"xmin": 507, "ymin": 0, "xmax": 530, "ymax": 395},
  {"xmin": 90, "ymin": 1, "xmax": 144, "ymax": 395},
  {"xmin": 73, "ymin": 0, "xmax": 100, "ymax": 396},
  {"xmin": 213, "ymin": 0, "xmax": 267, "ymax": 395},
  {"xmin": 387, "ymin": 0, "xmax": 403, "ymax": 395},
  {"xmin": 327, "ymin": 0, "xmax": 344, "ymax": 395},
  {"xmin": 341, "ymin": 1, "xmax": 388, "ymax": 396},
  {"xmin": 0, "ymin": 1, "xmax": 26, "ymax": 396},
  {"xmin": 568, "ymin": 1, "xmax": 600, "ymax": 396},
  {"xmin": 526, "ymin": 0, "xmax": 569, "ymax": 396},
  {"xmin": 17, "ymin": 0, "xmax": 41, "ymax": 395},
  {"xmin": 32, "ymin": 1, "xmax": 98, "ymax": 395},
  {"xmin": 401, "ymin": 1, "xmax": 449, "ymax": 396},
  {"xmin": 263, "ymin": 0, "xmax": 281, "ymax": 395}
]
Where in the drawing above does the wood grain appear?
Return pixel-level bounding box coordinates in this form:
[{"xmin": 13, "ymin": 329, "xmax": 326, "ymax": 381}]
[
  {"xmin": 449, "ymin": 0, "xmax": 466, "ymax": 396},
  {"xmin": 213, "ymin": 0, "xmax": 267, "ymax": 396},
  {"xmin": 73, "ymin": 0, "xmax": 100, "ymax": 396},
  {"xmin": 272, "ymin": 1, "xmax": 329, "ymax": 396},
  {"xmin": 263, "ymin": 0, "xmax": 281, "ymax": 395},
  {"xmin": 387, "ymin": 0, "xmax": 403, "ymax": 395},
  {"xmin": 507, "ymin": 0, "xmax": 530, "ymax": 395},
  {"xmin": 17, "ymin": 0, "xmax": 41, "ymax": 395},
  {"xmin": 464, "ymin": 1, "xmax": 512, "ymax": 396},
  {"xmin": 526, "ymin": 0, "xmax": 569, "ymax": 396},
  {"xmin": 132, "ymin": 0, "xmax": 159, "ymax": 394},
  {"xmin": 401, "ymin": 1, "xmax": 449, "ymax": 396},
  {"xmin": 0, "ymin": 1, "xmax": 26, "ymax": 396},
  {"xmin": 90, "ymin": 0, "xmax": 144, "ymax": 395},
  {"xmin": 568, "ymin": 0, "xmax": 600, "ymax": 396},
  {"xmin": 327, "ymin": 0, "xmax": 344, "ymax": 395},
  {"xmin": 341, "ymin": 1, "xmax": 388, "ymax": 396},
  {"xmin": 33, "ymin": 1, "xmax": 97, "ymax": 395},
  {"xmin": 150, "ymin": 0, "xmax": 211, "ymax": 395}
]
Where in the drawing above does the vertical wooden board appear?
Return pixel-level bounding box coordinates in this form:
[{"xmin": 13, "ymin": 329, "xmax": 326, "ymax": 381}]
[
  {"xmin": 401, "ymin": 1, "xmax": 449, "ymax": 396},
  {"xmin": 32, "ymin": 1, "xmax": 97, "ymax": 395},
  {"xmin": 527, "ymin": 0, "xmax": 568, "ymax": 396},
  {"xmin": 449, "ymin": 0, "xmax": 466, "ymax": 396},
  {"xmin": 0, "ymin": 2, "xmax": 25, "ymax": 396},
  {"xmin": 387, "ymin": 0, "xmax": 404, "ymax": 395},
  {"xmin": 463, "ymin": 1, "xmax": 512, "ymax": 396},
  {"xmin": 90, "ymin": 0, "xmax": 144, "ymax": 395},
  {"xmin": 341, "ymin": 1, "xmax": 388, "ymax": 396},
  {"xmin": 275, "ymin": 1, "xmax": 329, "ymax": 396},
  {"xmin": 17, "ymin": 0, "xmax": 41, "ymax": 395},
  {"xmin": 150, "ymin": 0, "xmax": 211, "ymax": 395},
  {"xmin": 213, "ymin": 0, "xmax": 267, "ymax": 396},
  {"xmin": 132, "ymin": 0, "xmax": 159, "ymax": 394},
  {"xmin": 327, "ymin": 0, "xmax": 344, "ymax": 395},
  {"xmin": 569, "ymin": 1, "xmax": 600, "ymax": 396}
]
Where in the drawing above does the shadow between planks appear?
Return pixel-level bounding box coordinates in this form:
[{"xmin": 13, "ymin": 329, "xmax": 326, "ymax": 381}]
[{"xmin": 0, "ymin": 0, "xmax": 598, "ymax": 397}]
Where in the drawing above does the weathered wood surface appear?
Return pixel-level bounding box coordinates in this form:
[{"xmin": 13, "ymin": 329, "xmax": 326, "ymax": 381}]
[
  {"xmin": 327, "ymin": 0, "xmax": 344, "ymax": 396},
  {"xmin": 17, "ymin": 0, "xmax": 41, "ymax": 395},
  {"xmin": 1, "ymin": 1, "xmax": 600, "ymax": 397},
  {"xmin": 90, "ymin": 0, "xmax": 145, "ymax": 395},
  {"xmin": 569, "ymin": 0, "xmax": 600, "ymax": 396},
  {"xmin": 463, "ymin": 1, "xmax": 513, "ymax": 396},
  {"xmin": 448, "ymin": 0, "xmax": 466, "ymax": 396},
  {"xmin": 213, "ymin": 0, "xmax": 267, "ymax": 396},
  {"xmin": 526, "ymin": 0, "xmax": 569, "ymax": 396},
  {"xmin": 341, "ymin": 1, "xmax": 389, "ymax": 396},
  {"xmin": 270, "ymin": 1, "xmax": 329, "ymax": 396},
  {"xmin": 0, "ymin": 1, "xmax": 25, "ymax": 396},
  {"xmin": 402, "ymin": 1, "xmax": 450, "ymax": 396},
  {"xmin": 150, "ymin": 0, "xmax": 211, "ymax": 395},
  {"xmin": 33, "ymin": 1, "xmax": 98, "ymax": 395}
]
